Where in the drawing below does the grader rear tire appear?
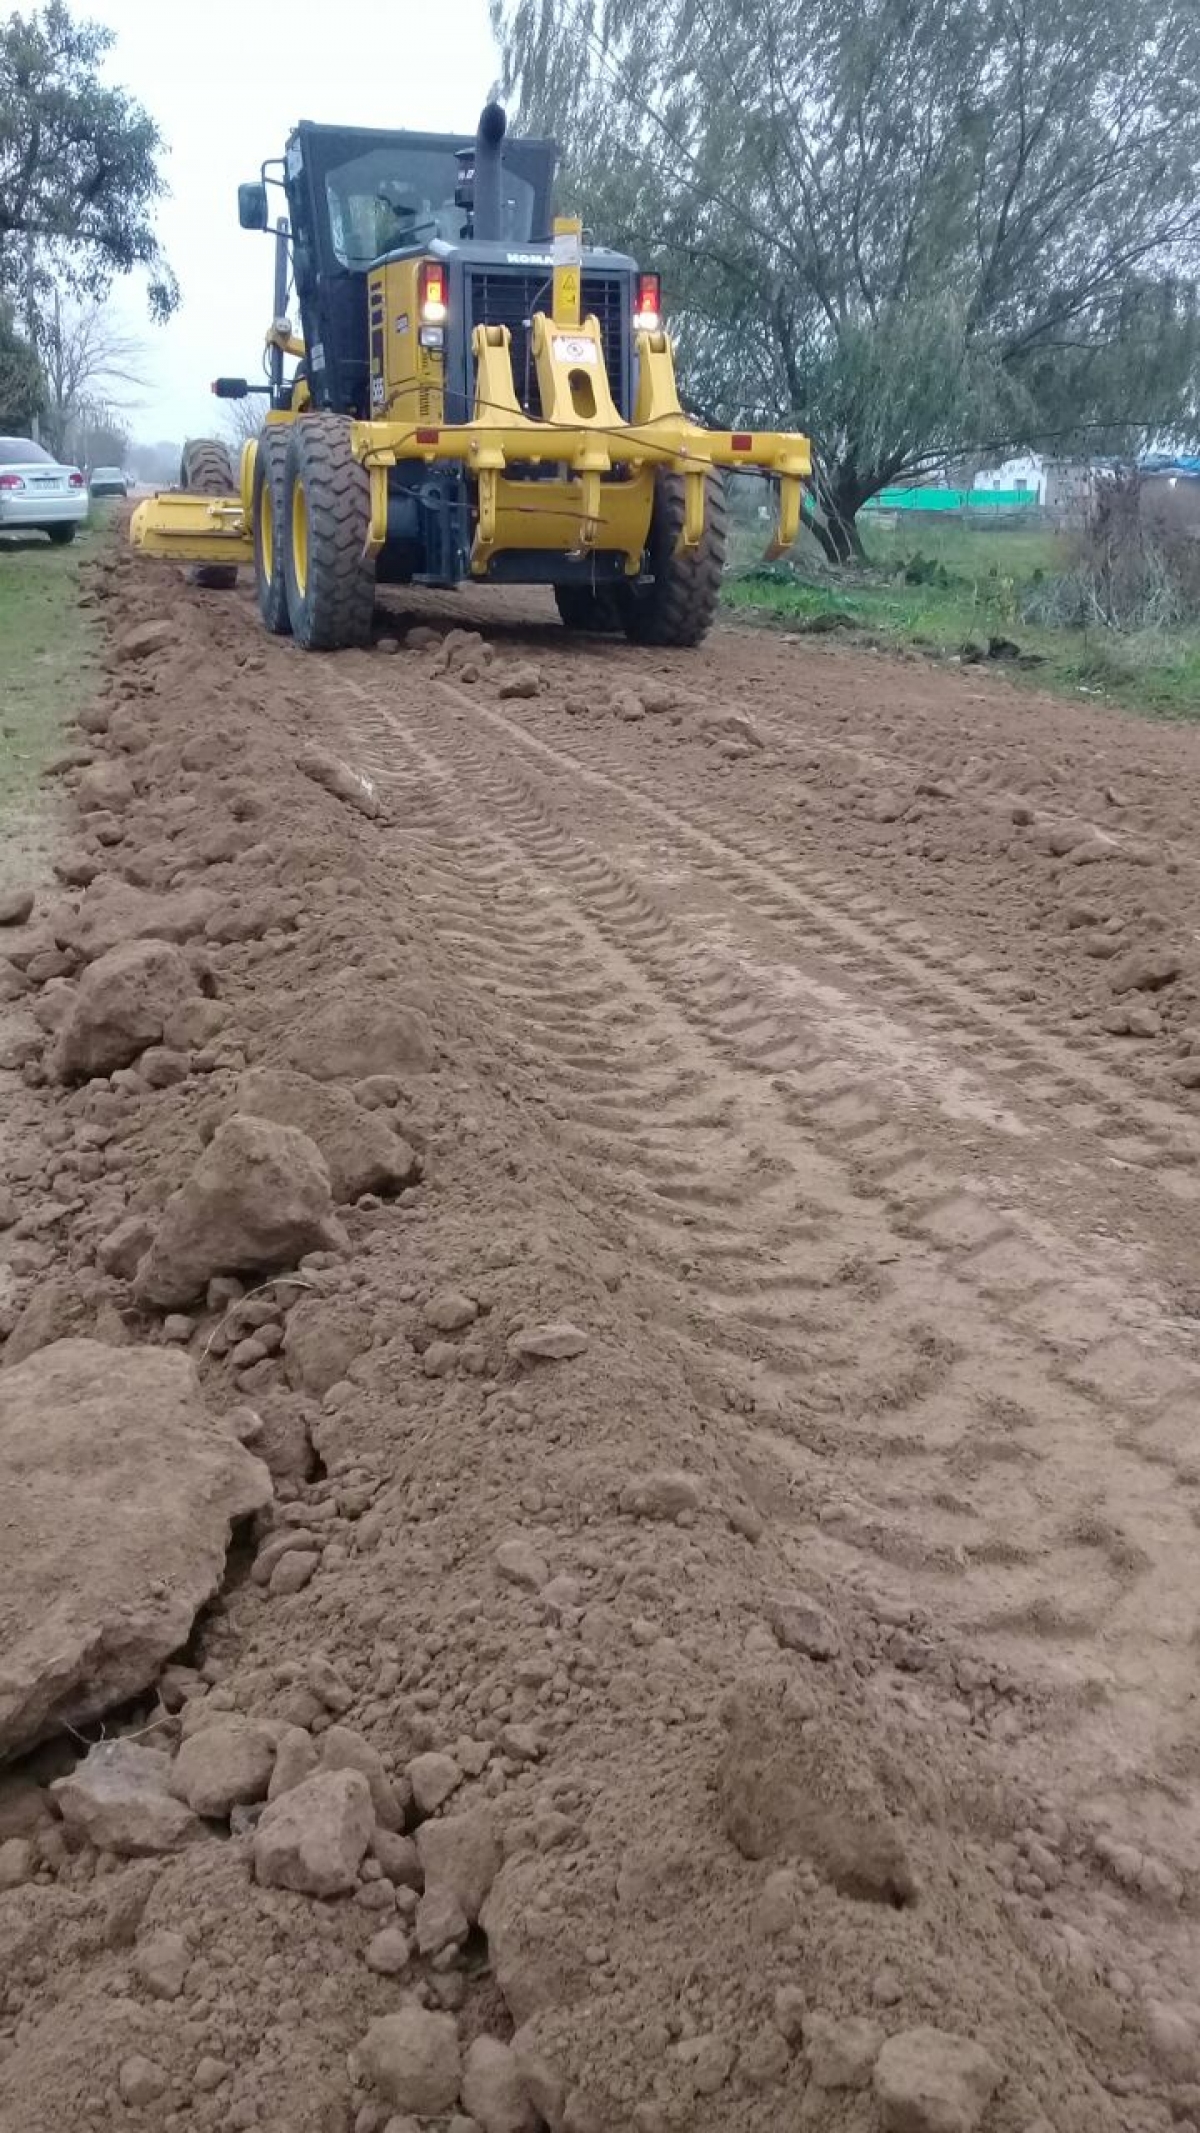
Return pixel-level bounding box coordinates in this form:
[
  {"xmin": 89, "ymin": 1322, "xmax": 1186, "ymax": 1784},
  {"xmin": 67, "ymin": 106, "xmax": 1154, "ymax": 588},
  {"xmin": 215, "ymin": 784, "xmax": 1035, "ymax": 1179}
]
[
  {"xmin": 180, "ymin": 439, "xmax": 239, "ymax": 591},
  {"xmin": 282, "ymin": 415, "xmax": 375, "ymax": 651},
  {"xmin": 623, "ymin": 467, "xmax": 727, "ymax": 648},
  {"xmin": 253, "ymin": 428, "xmax": 292, "ymax": 636}
]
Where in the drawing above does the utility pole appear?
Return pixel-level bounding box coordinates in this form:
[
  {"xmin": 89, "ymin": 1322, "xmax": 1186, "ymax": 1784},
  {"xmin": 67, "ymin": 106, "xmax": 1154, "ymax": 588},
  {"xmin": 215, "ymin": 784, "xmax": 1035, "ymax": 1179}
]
[{"xmin": 25, "ymin": 230, "xmax": 40, "ymax": 443}]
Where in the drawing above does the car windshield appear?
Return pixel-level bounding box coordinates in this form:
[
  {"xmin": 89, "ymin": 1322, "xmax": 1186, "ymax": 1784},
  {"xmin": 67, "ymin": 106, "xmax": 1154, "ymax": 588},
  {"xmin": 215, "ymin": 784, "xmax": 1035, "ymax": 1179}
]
[
  {"xmin": 325, "ymin": 143, "xmax": 535, "ymax": 267},
  {"xmin": 0, "ymin": 437, "xmax": 53, "ymax": 466}
]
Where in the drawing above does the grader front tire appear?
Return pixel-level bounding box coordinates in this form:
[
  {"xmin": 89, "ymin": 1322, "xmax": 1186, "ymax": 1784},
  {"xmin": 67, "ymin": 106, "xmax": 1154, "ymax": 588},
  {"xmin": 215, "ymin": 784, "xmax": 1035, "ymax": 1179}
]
[
  {"xmin": 623, "ymin": 467, "xmax": 727, "ymax": 648},
  {"xmin": 253, "ymin": 428, "xmax": 292, "ymax": 636},
  {"xmin": 180, "ymin": 439, "xmax": 239, "ymax": 591},
  {"xmin": 282, "ymin": 415, "xmax": 375, "ymax": 651}
]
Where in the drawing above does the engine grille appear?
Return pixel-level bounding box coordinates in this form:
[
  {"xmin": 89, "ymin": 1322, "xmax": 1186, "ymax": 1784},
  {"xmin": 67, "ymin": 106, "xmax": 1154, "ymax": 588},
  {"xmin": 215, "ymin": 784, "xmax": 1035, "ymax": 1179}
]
[{"xmin": 464, "ymin": 269, "xmax": 630, "ymax": 422}]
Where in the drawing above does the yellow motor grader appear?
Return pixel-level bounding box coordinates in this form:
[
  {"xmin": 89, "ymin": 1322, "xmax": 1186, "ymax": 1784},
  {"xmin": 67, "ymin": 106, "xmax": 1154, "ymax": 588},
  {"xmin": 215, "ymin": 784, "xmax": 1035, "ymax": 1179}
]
[{"xmin": 131, "ymin": 103, "xmax": 811, "ymax": 650}]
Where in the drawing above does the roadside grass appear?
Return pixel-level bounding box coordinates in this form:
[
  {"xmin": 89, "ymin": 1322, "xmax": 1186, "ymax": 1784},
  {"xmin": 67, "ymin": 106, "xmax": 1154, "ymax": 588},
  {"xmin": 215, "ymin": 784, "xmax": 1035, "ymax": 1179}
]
[
  {"xmin": 0, "ymin": 521, "xmax": 100, "ymax": 884},
  {"xmin": 722, "ymin": 516, "xmax": 1200, "ymax": 722}
]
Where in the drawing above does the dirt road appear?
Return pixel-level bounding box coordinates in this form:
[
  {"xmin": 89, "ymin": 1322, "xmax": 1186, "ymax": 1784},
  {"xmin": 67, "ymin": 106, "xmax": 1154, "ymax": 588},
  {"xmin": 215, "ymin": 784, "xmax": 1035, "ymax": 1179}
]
[{"xmin": 3, "ymin": 553, "xmax": 1200, "ymax": 2133}]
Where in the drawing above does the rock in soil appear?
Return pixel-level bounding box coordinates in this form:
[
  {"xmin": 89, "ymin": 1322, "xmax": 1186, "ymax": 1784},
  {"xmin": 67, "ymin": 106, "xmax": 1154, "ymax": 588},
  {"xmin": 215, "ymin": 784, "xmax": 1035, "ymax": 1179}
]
[
  {"xmin": 282, "ymin": 983, "xmax": 436, "ymax": 1080},
  {"xmin": 52, "ymin": 936, "xmax": 196, "ymax": 1081},
  {"xmin": 253, "ymin": 1768, "xmax": 375, "ymax": 1896},
  {"xmin": 461, "ymin": 2036, "xmax": 538, "ymax": 2133},
  {"xmin": 115, "ymin": 618, "xmax": 175, "ymax": 661},
  {"xmin": 356, "ymin": 2008, "xmax": 462, "ymax": 2115},
  {"xmin": 298, "ymin": 745, "xmax": 385, "ymax": 820},
  {"xmin": 171, "ymin": 1717, "xmax": 276, "ymax": 1818},
  {"xmin": 51, "ymin": 1740, "xmax": 201, "ymax": 1856},
  {"xmin": 507, "ymin": 1320, "xmax": 589, "ymax": 1362},
  {"xmin": 873, "ymin": 2026, "xmax": 1000, "ymax": 2132},
  {"xmin": 133, "ymin": 1113, "xmax": 342, "ymax": 1308},
  {"xmin": 232, "ymin": 1065, "xmax": 419, "ymax": 1202},
  {"xmin": 61, "ymin": 877, "xmax": 221, "ymax": 962},
  {"xmin": 133, "ymin": 1930, "xmax": 191, "ymax": 2000},
  {"xmin": 1108, "ymin": 944, "xmax": 1183, "ymax": 994},
  {"xmin": 282, "ymin": 1293, "xmax": 376, "ymax": 1395},
  {"xmin": 0, "ymin": 1340, "xmax": 270, "ymax": 1758},
  {"xmin": 415, "ymin": 1808, "xmax": 501, "ymax": 1922},
  {"xmin": 0, "ymin": 887, "xmax": 34, "ymax": 926},
  {"xmin": 496, "ymin": 664, "xmax": 541, "ymax": 700}
]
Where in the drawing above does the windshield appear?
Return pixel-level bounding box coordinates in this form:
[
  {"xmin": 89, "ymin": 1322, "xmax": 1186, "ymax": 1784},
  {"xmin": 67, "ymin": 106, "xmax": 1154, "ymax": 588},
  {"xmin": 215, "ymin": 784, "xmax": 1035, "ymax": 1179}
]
[
  {"xmin": 325, "ymin": 143, "xmax": 535, "ymax": 267},
  {"xmin": 0, "ymin": 438, "xmax": 53, "ymax": 466}
]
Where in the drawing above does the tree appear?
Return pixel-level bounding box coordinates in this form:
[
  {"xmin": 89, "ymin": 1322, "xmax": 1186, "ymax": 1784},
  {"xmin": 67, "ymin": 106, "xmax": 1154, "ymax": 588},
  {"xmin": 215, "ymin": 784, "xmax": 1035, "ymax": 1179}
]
[
  {"xmin": 496, "ymin": 0, "xmax": 1200, "ymax": 558},
  {"xmin": 37, "ymin": 291, "xmax": 144, "ymax": 457},
  {"xmin": 220, "ymin": 394, "xmax": 268, "ymax": 458},
  {"xmin": 128, "ymin": 436, "xmax": 180, "ymax": 486},
  {"xmin": 0, "ymin": 1, "xmax": 177, "ymax": 321},
  {"xmin": 70, "ymin": 398, "xmax": 129, "ymax": 471},
  {"xmin": 0, "ymin": 296, "xmax": 42, "ymax": 430}
]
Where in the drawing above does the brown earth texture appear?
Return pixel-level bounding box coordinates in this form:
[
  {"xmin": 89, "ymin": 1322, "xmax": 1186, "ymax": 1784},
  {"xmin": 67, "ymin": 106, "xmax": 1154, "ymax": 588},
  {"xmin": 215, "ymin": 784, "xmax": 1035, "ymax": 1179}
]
[{"xmin": 3, "ymin": 539, "xmax": 1200, "ymax": 2133}]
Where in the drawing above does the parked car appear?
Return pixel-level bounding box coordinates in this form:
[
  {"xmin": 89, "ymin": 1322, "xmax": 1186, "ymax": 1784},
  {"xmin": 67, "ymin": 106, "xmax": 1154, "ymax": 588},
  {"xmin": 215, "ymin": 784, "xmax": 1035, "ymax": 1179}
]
[
  {"xmin": 0, "ymin": 437, "xmax": 88, "ymax": 542},
  {"xmin": 89, "ymin": 465, "xmax": 130, "ymax": 499}
]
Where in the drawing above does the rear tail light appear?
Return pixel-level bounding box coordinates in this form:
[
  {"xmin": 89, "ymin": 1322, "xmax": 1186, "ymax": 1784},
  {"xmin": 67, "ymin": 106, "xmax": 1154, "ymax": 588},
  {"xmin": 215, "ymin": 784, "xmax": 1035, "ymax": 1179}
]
[
  {"xmin": 419, "ymin": 260, "xmax": 447, "ymax": 325},
  {"xmin": 69, "ymin": 471, "xmax": 85, "ymax": 489},
  {"xmin": 633, "ymin": 272, "xmax": 661, "ymax": 332},
  {"xmin": 0, "ymin": 473, "xmax": 24, "ymax": 491}
]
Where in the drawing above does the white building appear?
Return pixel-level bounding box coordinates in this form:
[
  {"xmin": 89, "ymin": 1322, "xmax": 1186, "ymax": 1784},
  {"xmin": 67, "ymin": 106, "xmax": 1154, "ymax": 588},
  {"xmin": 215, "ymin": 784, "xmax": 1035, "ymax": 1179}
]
[{"xmin": 972, "ymin": 453, "xmax": 1047, "ymax": 501}]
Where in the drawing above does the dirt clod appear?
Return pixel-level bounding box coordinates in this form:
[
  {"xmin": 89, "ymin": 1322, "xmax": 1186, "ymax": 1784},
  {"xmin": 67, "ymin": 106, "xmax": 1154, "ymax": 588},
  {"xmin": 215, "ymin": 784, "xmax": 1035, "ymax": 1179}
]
[
  {"xmin": 0, "ymin": 1340, "xmax": 269, "ymax": 1757},
  {"xmin": 0, "ymin": 887, "xmax": 34, "ymax": 926},
  {"xmin": 171, "ymin": 1717, "xmax": 276, "ymax": 1818},
  {"xmin": 53, "ymin": 1740, "xmax": 201, "ymax": 1855},
  {"xmin": 497, "ymin": 665, "xmax": 542, "ymax": 700},
  {"xmin": 357, "ymin": 2008, "xmax": 462, "ymax": 2115},
  {"xmin": 254, "ymin": 1768, "xmax": 375, "ymax": 1896},
  {"xmin": 873, "ymin": 2027, "xmax": 1000, "ymax": 2133},
  {"xmin": 133, "ymin": 1113, "xmax": 341, "ymax": 1308},
  {"xmin": 461, "ymin": 2037, "xmax": 538, "ymax": 2133},
  {"xmin": 508, "ymin": 1320, "xmax": 588, "ymax": 1361},
  {"xmin": 53, "ymin": 936, "xmax": 195, "ymax": 1081},
  {"xmin": 115, "ymin": 618, "xmax": 175, "ymax": 661}
]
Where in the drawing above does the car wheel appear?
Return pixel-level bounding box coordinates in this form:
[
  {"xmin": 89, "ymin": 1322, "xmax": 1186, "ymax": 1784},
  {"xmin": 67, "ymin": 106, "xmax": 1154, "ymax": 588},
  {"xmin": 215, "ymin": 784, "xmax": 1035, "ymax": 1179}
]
[{"xmin": 46, "ymin": 524, "xmax": 77, "ymax": 546}]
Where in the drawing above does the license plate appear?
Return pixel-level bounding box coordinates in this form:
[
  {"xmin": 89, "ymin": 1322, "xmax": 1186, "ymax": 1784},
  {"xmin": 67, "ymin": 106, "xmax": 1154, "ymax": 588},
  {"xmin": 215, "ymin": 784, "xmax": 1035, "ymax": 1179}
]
[
  {"xmin": 552, "ymin": 336, "xmax": 597, "ymax": 365},
  {"xmin": 31, "ymin": 475, "xmax": 63, "ymax": 488}
]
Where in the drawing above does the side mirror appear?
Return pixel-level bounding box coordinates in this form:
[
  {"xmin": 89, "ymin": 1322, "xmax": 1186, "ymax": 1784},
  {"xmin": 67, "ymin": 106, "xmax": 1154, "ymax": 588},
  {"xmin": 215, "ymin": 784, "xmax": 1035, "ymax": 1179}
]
[{"xmin": 238, "ymin": 182, "xmax": 269, "ymax": 232}]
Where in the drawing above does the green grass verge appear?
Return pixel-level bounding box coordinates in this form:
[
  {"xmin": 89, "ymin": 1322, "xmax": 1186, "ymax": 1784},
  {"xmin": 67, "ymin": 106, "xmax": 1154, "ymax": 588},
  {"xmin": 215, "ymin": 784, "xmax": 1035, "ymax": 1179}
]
[
  {"xmin": 0, "ymin": 521, "xmax": 101, "ymax": 882},
  {"xmin": 722, "ymin": 518, "xmax": 1200, "ymax": 722}
]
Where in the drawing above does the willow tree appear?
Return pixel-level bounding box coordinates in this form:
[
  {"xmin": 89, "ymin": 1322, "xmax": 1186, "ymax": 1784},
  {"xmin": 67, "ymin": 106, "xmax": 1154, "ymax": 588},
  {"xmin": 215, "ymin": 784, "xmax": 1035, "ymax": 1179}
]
[
  {"xmin": 495, "ymin": 0, "xmax": 1200, "ymax": 558},
  {"xmin": 0, "ymin": 2, "xmax": 177, "ymax": 321}
]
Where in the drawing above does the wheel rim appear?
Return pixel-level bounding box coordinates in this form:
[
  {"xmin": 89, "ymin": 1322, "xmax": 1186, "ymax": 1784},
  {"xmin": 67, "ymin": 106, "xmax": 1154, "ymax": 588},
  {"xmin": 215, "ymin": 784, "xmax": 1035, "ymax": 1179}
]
[
  {"xmin": 292, "ymin": 477, "xmax": 308, "ymax": 596},
  {"xmin": 260, "ymin": 479, "xmax": 274, "ymax": 584}
]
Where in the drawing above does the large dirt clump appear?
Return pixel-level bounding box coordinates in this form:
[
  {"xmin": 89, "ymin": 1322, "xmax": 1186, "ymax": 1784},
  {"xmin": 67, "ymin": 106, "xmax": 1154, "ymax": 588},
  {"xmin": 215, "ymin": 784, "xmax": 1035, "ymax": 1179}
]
[
  {"xmin": 133, "ymin": 1114, "xmax": 343, "ymax": 1307},
  {"xmin": 52, "ymin": 937, "xmax": 196, "ymax": 1081},
  {"xmin": 0, "ymin": 1339, "xmax": 270, "ymax": 1759}
]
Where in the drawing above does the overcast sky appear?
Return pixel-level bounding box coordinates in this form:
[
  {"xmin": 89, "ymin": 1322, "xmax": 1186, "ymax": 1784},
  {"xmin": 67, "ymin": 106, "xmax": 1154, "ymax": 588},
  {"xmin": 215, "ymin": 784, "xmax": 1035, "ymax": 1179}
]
[{"xmin": 94, "ymin": 0, "xmax": 499, "ymax": 442}]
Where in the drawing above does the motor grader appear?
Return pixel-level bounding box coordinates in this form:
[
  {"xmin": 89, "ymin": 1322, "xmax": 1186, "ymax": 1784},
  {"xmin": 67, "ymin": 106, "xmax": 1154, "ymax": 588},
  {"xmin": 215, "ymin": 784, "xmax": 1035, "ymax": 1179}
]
[{"xmin": 131, "ymin": 103, "xmax": 811, "ymax": 650}]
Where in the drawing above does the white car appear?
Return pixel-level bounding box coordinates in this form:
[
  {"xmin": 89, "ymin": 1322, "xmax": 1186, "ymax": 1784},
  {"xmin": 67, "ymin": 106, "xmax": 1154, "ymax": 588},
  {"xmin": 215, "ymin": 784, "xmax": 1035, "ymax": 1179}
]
[
  {"xmin": 89, "ymin": 465, "xmax": 130, "ymax": 499},
  {"xmin": 0, "ymin": 437, "xmax": 89, "ymax": 543}
]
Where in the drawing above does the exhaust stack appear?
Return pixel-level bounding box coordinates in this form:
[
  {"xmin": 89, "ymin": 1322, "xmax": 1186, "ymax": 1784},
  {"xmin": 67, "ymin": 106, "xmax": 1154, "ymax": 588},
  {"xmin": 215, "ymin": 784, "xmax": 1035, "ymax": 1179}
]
[{"xmin": 473, "ymin": 101, "xmax": 507, "ymax": 241}]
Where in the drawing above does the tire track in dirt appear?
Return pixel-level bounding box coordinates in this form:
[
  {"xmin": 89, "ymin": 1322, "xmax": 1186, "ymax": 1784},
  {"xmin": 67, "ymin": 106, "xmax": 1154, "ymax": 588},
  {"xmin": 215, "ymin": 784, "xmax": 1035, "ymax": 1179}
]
[
  {"xmin": 334, "ymin": 671, "xmax": 1200, "ymax": 1937},
  {"xmin": 457, "ymin": 685, "xmax": 1200, "ymax": 1186}
]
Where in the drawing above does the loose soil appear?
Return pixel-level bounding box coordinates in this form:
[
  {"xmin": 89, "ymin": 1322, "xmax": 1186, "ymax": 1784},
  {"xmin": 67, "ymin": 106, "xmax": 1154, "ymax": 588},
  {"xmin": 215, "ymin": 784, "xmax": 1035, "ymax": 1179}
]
[{"xmin": 3, "ymin": 543, "xmax": 1200, "ymax": 2133}]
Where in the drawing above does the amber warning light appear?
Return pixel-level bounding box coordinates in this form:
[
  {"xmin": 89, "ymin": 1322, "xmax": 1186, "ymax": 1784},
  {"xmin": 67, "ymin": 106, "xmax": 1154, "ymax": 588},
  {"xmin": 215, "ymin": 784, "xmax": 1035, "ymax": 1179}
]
[
  {"xmin": 419, "ymin": 261, "xmax": 447, "ymax": 324},
  {"xmin": 633, "ymin": 273, "xmax": 661, "ymax": 332}
]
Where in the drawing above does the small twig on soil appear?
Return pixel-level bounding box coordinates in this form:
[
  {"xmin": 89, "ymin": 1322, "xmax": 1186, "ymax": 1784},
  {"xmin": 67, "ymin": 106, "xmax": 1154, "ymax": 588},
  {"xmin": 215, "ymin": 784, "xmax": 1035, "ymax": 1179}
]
[{"xmin": 200, "ymin": 1275, "xmax": 317, "ymax": 1362}]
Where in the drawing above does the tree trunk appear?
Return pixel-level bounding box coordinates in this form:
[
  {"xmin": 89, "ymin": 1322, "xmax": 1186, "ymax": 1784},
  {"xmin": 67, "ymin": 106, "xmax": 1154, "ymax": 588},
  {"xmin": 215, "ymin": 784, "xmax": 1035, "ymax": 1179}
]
[{"xmin": 811, "ymin": 472, "xmax": 868, "ymax": 565}]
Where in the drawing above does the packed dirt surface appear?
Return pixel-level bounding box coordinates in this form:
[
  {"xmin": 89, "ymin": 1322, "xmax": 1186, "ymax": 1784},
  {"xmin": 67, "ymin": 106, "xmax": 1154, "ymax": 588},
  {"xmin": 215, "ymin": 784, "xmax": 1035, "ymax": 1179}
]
[{"xmin": 3, "ymin": 547, "xmax": 1200, "ymax": 2133}]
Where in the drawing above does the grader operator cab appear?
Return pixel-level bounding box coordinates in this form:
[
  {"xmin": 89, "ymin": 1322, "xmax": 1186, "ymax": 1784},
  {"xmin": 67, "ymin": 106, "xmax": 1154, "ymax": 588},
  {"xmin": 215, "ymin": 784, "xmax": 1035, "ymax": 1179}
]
[{"xmin": 131, "ymin": 103, "xmax": 812, "ymax": 650}]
